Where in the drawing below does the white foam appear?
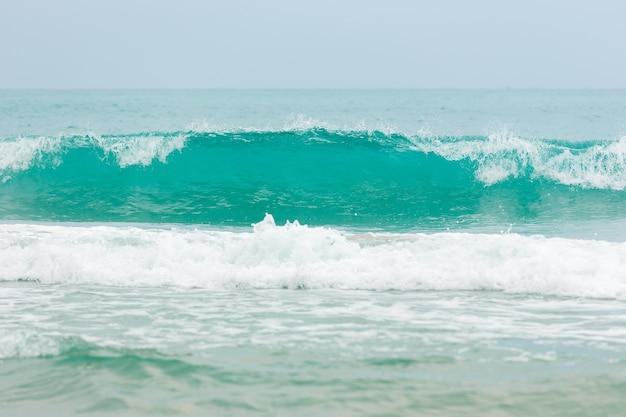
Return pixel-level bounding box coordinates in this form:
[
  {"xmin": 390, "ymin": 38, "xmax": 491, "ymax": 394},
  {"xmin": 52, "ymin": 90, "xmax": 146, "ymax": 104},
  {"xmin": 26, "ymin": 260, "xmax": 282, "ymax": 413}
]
[
  {"xmin": 0, "ymin": 132, "xmax": 188, "ymax": 173},
  {"xmin": 542, "ymin": 137, "xmax": 626, "ymax": 189},
  {"xmin": 282, "ymin": 114, "xmax": 402, "ymax": 137},
  {"xmin": 93, "ymin": 134, "xmax": 187, "ymax": 167},
  {"xmin": 417, "ymin": 131, "xmax": 626, "ymax": 189},
  {"xmin": 282, "ymin": 114, "xmax": 331, "ymax": 131},
  {"xmin": 1, "ymin": 215, "xmax": 625, "ymax": 299},
  {"xmin": 186, "ymin": 115, "xmax": 402, "ymax": 138},
  {"xmin": 0, "ymin": 136, "xmax": 63, "ymax": 175},
  {"xmin": 0, "ymin": 329, "xmax": 65, "ymax": 358}
]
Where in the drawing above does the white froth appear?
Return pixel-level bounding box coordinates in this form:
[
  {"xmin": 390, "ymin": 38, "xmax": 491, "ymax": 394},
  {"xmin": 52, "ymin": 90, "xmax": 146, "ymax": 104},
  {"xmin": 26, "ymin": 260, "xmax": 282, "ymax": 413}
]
[
  {"xmin": 282, "ymin": 114, "xmax": 401, "ymax": 136},
  {"xmin": 0, "ymin": 136, "xmax": 63, "ymax": 175},
  {"xmin": 283, "ymin": 114, "xmax": 331, "ymax": 131},
  {"xmin": 1, "ymin": 215, "xmax": 625, "ymax": 299},
  {"xmin": 0, "ymin": 133, "xmax": 187, "ymax": 172},
  {"xmin": 94, "ymin": 134, "xmax": 187, "ymax": 167},
  {"xmin": 542, "ymin": 137, "xmax": 626, "ymax": 189},
  {"xmin": 418, "ymin": 131, "xmax": 626, "ymax": 189},
  {"xmin": 0, "ymin": 330, "xmax": 65, "ymax": 358},
  {"xmin": 187, "ymin": 115, "xmax": 401, "ymax": 137}
]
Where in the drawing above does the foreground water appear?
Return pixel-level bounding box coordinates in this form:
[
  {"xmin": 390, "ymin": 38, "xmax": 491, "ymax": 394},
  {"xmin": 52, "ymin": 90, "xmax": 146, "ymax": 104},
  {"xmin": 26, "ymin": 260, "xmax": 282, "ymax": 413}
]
[
  {"xmin": 1, "ymin": 90, "xmax": 626, "ymax": 416},
  {"xmin": 3, "ymin": 285, "xmax": 626, "ymax": 416}
]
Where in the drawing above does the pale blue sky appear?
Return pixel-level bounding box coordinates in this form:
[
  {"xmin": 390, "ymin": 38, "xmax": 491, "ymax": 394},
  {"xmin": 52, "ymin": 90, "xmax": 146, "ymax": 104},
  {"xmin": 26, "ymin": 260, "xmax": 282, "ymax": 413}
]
[{"xmin": 1, "ymin": 0, "xmax": 624, "ymax": 88}]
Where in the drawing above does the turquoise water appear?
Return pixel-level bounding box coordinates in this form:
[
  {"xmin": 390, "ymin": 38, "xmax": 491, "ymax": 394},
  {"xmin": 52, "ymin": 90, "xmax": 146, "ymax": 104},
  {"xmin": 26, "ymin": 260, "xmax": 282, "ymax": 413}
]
[
  {"xmin": 3, "ymin": 128, "xmax": 626, "ymax": 238},
  {"xmin": 1, "ymin": 90, "xmax": 626, "ymax": 416}
]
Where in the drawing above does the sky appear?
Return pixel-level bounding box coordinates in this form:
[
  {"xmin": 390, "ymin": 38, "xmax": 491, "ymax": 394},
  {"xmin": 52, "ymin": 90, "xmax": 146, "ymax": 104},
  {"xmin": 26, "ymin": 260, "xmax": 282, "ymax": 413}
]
[{"xmin": 1, "ymin": 0, "xmax": 625, "ymax": 89}]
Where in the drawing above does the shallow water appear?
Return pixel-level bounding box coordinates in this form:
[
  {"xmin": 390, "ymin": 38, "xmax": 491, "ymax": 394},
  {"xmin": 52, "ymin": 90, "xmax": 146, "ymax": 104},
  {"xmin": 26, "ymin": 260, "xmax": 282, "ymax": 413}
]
[{"xmin": 2, "ymin": 284, "xmax": 625, "ymax": 416}]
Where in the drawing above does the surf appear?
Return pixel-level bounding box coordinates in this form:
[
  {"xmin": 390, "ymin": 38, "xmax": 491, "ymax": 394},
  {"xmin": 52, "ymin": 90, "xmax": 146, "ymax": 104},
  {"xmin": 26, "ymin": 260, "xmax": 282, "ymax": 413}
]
[{"xmin": 1, "ymin": 214, "xmax": 625, "ymax": 299}]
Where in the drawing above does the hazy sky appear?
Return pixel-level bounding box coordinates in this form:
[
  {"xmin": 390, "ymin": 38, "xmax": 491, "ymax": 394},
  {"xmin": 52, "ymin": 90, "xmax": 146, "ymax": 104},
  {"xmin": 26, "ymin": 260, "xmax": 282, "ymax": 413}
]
[{"xmin": 1, "ymin": 0, "xmax": 625, "ymax": 88}]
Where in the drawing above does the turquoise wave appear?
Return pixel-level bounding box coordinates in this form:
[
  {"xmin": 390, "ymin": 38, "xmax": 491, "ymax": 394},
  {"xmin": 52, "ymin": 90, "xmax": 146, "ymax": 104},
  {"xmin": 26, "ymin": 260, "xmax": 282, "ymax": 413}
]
[{"xmin": 1, "ymin": 128, "xmax": 625, "ymax": 229}]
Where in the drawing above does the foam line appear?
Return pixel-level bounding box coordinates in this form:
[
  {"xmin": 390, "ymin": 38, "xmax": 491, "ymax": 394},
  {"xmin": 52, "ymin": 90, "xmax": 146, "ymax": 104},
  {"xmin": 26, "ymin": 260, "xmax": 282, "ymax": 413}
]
[{"xmin": 1, "ymin": 215, "xmax": 624, "ymax": 298}]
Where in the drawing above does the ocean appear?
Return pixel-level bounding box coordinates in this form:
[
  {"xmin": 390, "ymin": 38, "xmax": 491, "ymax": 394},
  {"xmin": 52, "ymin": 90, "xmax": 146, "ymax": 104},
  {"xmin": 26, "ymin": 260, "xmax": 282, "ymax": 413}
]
[{"xmin": 1, "ymin": 90, "xmax": 625, "ymax": 416}]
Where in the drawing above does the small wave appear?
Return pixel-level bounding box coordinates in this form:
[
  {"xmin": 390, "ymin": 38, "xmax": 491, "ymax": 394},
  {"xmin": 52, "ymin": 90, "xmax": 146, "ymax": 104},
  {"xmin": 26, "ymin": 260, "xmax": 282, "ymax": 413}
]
[
  {"xmin": 0, "ymin": 329, "xmax": 92, "ymax": 359},
  {"xmin": 1, "ymin": 215, "xmax": 625, "ymax": 299}
]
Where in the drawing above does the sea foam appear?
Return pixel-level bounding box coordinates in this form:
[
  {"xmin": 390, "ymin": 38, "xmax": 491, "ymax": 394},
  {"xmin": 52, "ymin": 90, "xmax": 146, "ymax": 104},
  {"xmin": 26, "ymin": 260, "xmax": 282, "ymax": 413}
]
[
  {"xmin": 0, "ymin": 136, "xmax": 63, "ymax": 176},
  {"xmin": 92, "ymin": 133, "xmax": 186, "ymax": 167},
  {"xmin": 418, "ymin": 131, "xmax": 626, "ymax": 189},
  {"xmin": 0, "ymin": 132, "xmax": 187, "ymax": 174},
  {"xmin": 1, "ymin": 215, "xmax": 624, "ymax": 299}
]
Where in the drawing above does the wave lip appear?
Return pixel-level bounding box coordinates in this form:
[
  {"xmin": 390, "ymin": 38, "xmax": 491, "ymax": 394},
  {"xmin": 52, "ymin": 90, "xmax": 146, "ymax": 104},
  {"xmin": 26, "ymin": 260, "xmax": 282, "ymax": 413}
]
[
  {"xmin": 0, "ymin": 136, "xmax": 64, "ymax": 176},
  {"xmin": 541, "ymin": 137, "xmax": 626, "ymax": 189},
  {"xmin": 0, "ymin": 132, "xmax": 187, "ymax": 176},
  {"xmin": 416, "ymin": 131, "xmax": 626, "ymax": 189},
  {"xmin": 1, "ymin": 215, "xmax": 625, "ymax": 299}
]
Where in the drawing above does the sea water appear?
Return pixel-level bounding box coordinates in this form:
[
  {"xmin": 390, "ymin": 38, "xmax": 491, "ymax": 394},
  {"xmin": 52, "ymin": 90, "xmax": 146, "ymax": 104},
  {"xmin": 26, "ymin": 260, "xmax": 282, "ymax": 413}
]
[{"xmin": 1, "ymin": 90, "xmax": 625, "ymax": 416}]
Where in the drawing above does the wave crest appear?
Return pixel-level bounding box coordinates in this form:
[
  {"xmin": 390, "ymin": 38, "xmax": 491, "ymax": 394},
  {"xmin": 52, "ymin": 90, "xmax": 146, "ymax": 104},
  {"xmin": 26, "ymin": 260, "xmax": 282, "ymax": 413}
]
[
  {"xmin": 417, "ymin": 131, "xmax": 626, "ymax": 189},
  {"xmin": 0, "ymin": 136, "xmax": 63, "ymax": 180},
  {"xmin": 92, "ymin": 133, "xmax": 186, "ymax": 168}
]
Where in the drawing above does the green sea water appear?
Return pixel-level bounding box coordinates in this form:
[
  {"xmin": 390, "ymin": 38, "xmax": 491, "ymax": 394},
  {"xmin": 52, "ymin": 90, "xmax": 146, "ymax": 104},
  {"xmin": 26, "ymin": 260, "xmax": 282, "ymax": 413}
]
[
  {"xmin": 1, "ymin": 90, "xmax": 626, "ymax": 416},
  {"xmin": 3, "ymin": 285, "xmax": 626, "ymax": 417}
]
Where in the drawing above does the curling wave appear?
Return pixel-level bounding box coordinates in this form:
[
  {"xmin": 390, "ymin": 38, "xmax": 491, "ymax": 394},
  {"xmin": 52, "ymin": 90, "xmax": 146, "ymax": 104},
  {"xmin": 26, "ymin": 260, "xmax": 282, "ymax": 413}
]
[{"xmin": 1, "ymin": 128, "xmax": 625, "ymax": 228}]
